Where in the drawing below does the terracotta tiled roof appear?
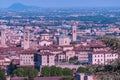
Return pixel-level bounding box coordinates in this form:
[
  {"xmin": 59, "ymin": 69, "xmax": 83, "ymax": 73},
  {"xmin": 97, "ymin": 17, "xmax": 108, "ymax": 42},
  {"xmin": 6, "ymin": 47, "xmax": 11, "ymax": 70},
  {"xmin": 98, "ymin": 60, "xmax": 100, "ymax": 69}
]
[
  {"xmin": 92, "ymin": 51, "xmax": 112, "ymax": 54},
  {"xmin": 89, "ymin": 41, "xmax": 106, "ymax": 48},
  {"xmin": 49, "ymin": 48, "xmax": 62, "ymax": 51},
  {"xmin": 35, "ymin": 77, "xmax": 62, "ymax": 80},
  {"xmin": 60, "ymin": 45, "xmax": 73, "ymax": 47},
  {"xmin": 74, "ymin": 45, "xmax": 91, "ymax": 51},
  {"xmin": 20, "ymin": 49, "xmax": 37, "ymax": 54},
  {"xmin": 0, "ymin": 56, "xmax": 4, "ymax": 60},
  {"xmin": 39, "ymin": 40, "xmax": 53, "ymax": 42},
  {"xmin": 38, "ymin": 52, "xmax": 54, "ymax": 56}
]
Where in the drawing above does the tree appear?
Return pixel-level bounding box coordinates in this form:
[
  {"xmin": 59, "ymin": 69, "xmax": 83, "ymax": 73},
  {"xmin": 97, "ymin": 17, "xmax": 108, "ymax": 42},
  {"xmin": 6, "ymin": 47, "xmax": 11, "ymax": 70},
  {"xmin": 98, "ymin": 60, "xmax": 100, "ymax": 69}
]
[
  {"xmin": 69, "ymin": 56, "xmax": 78, "ymax": 64},
  {"xmin": 0, "ymin": 68, "xmax": 6, "ymax": 80},
  {"xmin": 7, "ymin": 62, "xmax": 17, "ymax": 75},
  {"xmin": 62, "ymin": 68, "xmax": 73, "ymax": 76},
  {"xmin": 13, "ymin": 67, "xmax": 38, "ymax": 79},
  {"xmin": 41, "ymin": 66, "xmax": 50, "ymax": 77},
  {"xmin": 56, "ymin": 67, "xmax": 63, "ymax": 76},
  {"xmin": 50, "ymin": 66, "xmax": 57, "ymax": 76},
  {"xmin": 98, "ymin": 36, "xmax": 120, "ymax": 54},
  {"xmin": 27, "ymin": 67, "xmax": 38, "ymax": 80},
  {"xmin": 41, "ymin": 66, "xmax": 63, "ymax": 77},
  {"xmin": 28, "ymin": 71, "xmax": 34, "ymax": 80},
  {"xmin": 13, "ymin": 68, "xmax": 24, "ymax": 77},
  {"xmin": 77, "ymin": 67, "xmax": 91, "ymax": 74},
  {"xmin": 50, "ymin": 66, "xmax": 63, "ymax": 76}
]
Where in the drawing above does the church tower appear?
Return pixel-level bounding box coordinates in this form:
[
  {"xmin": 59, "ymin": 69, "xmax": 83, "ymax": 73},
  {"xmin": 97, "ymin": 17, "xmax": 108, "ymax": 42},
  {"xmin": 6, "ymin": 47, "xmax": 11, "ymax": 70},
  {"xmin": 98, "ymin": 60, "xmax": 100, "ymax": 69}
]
[
  {"xmin": 0, "ymin": 29, "xmax": 7, "ymax": 47},
  {"xmin": 72, "ymin": 24, "xmax": 77, "ymax": 41},
  {"xmin": 23, "ymin": 29, "xmax": 30, "ymax": 49}
]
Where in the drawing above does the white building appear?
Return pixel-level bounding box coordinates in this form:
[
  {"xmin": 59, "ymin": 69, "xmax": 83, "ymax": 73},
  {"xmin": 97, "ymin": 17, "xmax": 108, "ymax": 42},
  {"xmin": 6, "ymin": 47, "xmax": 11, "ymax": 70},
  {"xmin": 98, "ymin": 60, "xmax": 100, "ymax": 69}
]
[
  {"xmin": 88, "ymin": 51, "xmax": 118, "ymax": 65},
  {"xmin": 39, "ymin": 29, "xmax": 53, "ymax": 46},
  {"xmin": 39, "ymin": 40, "xmax": 53, "ymax": 46}
]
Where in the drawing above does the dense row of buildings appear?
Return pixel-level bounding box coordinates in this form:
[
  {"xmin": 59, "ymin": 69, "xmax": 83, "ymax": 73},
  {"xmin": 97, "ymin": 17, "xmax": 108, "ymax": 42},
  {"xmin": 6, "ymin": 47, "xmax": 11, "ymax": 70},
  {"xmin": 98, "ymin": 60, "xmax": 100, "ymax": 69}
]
[{"xmin": 0, "ymin": 24, "xmax": 118, "ymax": 73}]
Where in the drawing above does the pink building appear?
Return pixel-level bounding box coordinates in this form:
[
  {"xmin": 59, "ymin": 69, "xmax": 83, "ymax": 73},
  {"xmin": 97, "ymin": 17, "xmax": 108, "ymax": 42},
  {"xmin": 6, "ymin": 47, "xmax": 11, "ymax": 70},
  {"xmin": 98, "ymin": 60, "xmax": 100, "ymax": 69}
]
[
  {"xmin": 37, "ymin": 52, "xmax": 55, "ymax": 66},
  {"xmin": 58, "ymin": 34, "xmax": 71, "ymax": 46},
  {"xmin": 0, "ymin": 56, "xmax": 11, "ymax": 70},
  {"xmin": 20, "ymin": 49, "xmax": 36, "ymax": 67}
]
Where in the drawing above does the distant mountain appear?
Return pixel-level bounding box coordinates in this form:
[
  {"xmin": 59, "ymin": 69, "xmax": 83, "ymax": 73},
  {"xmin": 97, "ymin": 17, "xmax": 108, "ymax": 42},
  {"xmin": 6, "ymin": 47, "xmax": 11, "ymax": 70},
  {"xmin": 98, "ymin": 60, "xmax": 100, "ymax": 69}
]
[{"xmin": 8, "ymin": 3, "xmax": 39, "ymax": 11}]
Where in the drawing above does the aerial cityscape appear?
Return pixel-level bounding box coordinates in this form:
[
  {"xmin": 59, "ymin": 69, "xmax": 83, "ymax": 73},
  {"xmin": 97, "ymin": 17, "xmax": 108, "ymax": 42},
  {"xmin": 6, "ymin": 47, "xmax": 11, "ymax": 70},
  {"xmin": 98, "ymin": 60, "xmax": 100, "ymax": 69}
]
[{"xmin": 0, "ymin": 0, "xmax": 120, "ymax": 80}]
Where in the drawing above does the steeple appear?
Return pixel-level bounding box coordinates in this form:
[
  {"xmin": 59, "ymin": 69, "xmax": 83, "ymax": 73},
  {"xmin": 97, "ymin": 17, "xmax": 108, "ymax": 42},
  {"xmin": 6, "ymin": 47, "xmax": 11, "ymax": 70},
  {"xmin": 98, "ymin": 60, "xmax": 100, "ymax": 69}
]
[
  {"xmin": 72, "ymin": 23, "xmax": 77, "ymax": 41},
  {"xmin": 0, "ymin": 29, "xmax": 7, "ymax": 47},
  {"xmin": 23, "ymin": 29, "xmax": 30, "ymax": 49}
]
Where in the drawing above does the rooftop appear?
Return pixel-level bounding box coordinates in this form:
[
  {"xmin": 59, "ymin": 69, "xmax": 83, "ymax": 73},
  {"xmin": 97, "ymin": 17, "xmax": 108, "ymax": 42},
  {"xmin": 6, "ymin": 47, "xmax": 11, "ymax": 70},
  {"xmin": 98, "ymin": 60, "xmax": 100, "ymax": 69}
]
[{"xmin": 59, "ymin": 34, "xmax": 70, "ymax": 38}]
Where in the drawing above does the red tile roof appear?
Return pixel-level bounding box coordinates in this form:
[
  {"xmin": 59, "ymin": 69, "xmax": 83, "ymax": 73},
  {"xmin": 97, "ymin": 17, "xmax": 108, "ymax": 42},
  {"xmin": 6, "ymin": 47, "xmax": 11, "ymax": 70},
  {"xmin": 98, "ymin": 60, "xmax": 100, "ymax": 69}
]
[
  {"xmin": 38, "ymin": 52, "xmax": 54, "ymax": 56},
  {"xmin": 20, "ymin": 49, "xmax": 37, "ymax": 54},
  {"xmin": 35, "ymin": 77, "xmax": 62, "ymax": 80},
  {"xmin": 74, "ymin": 45, "xmax": 91, "ymax": 51},
  {"xmin": 89, "ymin": 41, "xmax": 106, "ymax": 48},
  {"xmin": 0, "ymin": 56, "xmax": 4, "ymax": 60},
  {"xmin": 92, "ymin": 51, "xmax": 112, "ymax": 54}
]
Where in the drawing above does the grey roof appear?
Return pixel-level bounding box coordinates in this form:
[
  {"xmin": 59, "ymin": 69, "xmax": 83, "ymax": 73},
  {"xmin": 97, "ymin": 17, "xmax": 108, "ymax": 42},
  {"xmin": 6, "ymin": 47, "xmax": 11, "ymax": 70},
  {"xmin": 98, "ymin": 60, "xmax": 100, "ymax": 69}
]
[
  {"xmin": 39, "ymin": 29, "xmax": 49, "ymax": 34},
  {"xmin": 59, "ymin": 34, "xmax": 70, "ymax": 38}
]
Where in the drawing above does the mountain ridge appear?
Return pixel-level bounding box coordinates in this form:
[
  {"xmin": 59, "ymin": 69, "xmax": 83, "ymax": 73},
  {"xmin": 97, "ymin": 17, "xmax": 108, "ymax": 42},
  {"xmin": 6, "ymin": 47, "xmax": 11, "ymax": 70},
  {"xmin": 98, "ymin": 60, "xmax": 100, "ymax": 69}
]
[{"xmin": 8, "ymin": 3, "xmax": 39, "ymax": 10}]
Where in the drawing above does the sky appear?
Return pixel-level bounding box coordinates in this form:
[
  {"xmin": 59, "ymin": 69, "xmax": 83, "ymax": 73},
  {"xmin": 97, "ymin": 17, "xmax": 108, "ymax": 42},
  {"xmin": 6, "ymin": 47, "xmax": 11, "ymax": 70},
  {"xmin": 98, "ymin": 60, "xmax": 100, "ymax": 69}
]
[{"xmin": 0, "ymin": 0, "xmax": 120, "ymax": 8}]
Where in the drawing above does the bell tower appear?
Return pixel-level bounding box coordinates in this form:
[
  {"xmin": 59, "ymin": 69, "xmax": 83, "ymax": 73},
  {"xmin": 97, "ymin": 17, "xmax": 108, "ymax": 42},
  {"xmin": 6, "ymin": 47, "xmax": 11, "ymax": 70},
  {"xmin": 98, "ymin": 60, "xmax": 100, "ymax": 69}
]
[
  {"xmin": 72, "ymin": 24, "xmax": 77, "ymax": 41},
  {"xmin": 23, "ymin": 29, "xmax": 30, "ymax": 49},
  {"xmin": 0, "ymin": 29, "xmax": 7, "ymax": 47}
]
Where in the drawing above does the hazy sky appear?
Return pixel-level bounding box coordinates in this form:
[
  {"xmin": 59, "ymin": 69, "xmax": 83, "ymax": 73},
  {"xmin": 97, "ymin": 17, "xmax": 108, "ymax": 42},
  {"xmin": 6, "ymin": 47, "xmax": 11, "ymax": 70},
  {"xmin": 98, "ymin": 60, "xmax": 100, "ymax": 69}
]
[{"xmin": 0, "ymin": 0, "xmax": 120, "ymax": 8}]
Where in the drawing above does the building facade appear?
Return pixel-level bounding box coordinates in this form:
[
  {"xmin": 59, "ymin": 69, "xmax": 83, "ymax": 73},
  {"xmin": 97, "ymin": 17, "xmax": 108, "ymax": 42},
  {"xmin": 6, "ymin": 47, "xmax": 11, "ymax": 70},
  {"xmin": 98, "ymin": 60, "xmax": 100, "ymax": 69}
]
[
  {"xmin": 88, "ymin": 51, "xmax": 118, "ymax": 65},
  {"xmin": 20, "ymin": 50, "xmax": 35, "ymax": 66}
]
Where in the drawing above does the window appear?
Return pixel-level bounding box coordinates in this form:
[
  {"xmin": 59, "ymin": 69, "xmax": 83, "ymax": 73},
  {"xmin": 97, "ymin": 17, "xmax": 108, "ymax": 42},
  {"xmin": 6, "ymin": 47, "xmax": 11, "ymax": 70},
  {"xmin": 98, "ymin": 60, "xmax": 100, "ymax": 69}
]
[
  {"xmin": 59, "ymin": 56, "xmax": 61, "ymax": 59},
  {"xmin": 65, "ymin": 41, "xmax": 67, "ymax": 43},
  {"xmin": 95, "ymin": 59, "xmax": 96, "ymax": 61}
]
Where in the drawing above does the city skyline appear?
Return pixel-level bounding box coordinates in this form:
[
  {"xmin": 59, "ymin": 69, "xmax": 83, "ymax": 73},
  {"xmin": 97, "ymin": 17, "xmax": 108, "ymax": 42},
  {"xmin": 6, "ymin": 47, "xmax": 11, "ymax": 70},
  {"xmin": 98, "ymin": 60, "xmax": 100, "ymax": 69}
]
[
  {"xmin": 0, "ymin": 0, "xmax": 120, "ymax": 80},
  {"xmin": 0, "ymin": 0, "xmax": 120, "ymax": 8}
]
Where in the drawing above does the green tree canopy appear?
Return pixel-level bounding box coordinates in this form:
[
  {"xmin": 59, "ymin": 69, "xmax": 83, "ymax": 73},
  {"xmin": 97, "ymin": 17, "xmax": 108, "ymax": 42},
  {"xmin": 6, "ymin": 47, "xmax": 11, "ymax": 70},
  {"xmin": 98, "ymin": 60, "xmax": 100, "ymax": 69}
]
[
  {"xmin": 41, "ymin": 66, "xmax": 50, "ymax": 77},
  {"xmin": 50, "ymin": 66, "xmax": 63, "ymax": 76},
  {"xmin": 97, "ymin": 36, "xmax": 120, "ymax": 54},
  {"xmin": 41, "ymin": 66, "xmax": 73, "ymax": 77},
  {"xmin": 77, "ymin": 67, "xmax": 91, "ymax": 74},
  {"xmin": 62, "ymin": 68, "xmax": 73, "ymax": 76},
  {"xmin": 69, "ymin": 56, "xmax": 78, "ymax": 64},
  {"xmin": 56, "ymin": 67, "xmax": 63, "ymax": 76},
  {"xmin": 7, "ymin": 62, "xmax": 17, "ymax": 75},
  {"xmin": 0, "ymin": 68, "xmax": 6, "ymax": 80},
  {"xmin": 13, "ymin": 67, "xmax": 38, "ymax": 79},
  {"xmin": 50, "ymin": 66, "xmax": 57, "ymax": 76}
]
